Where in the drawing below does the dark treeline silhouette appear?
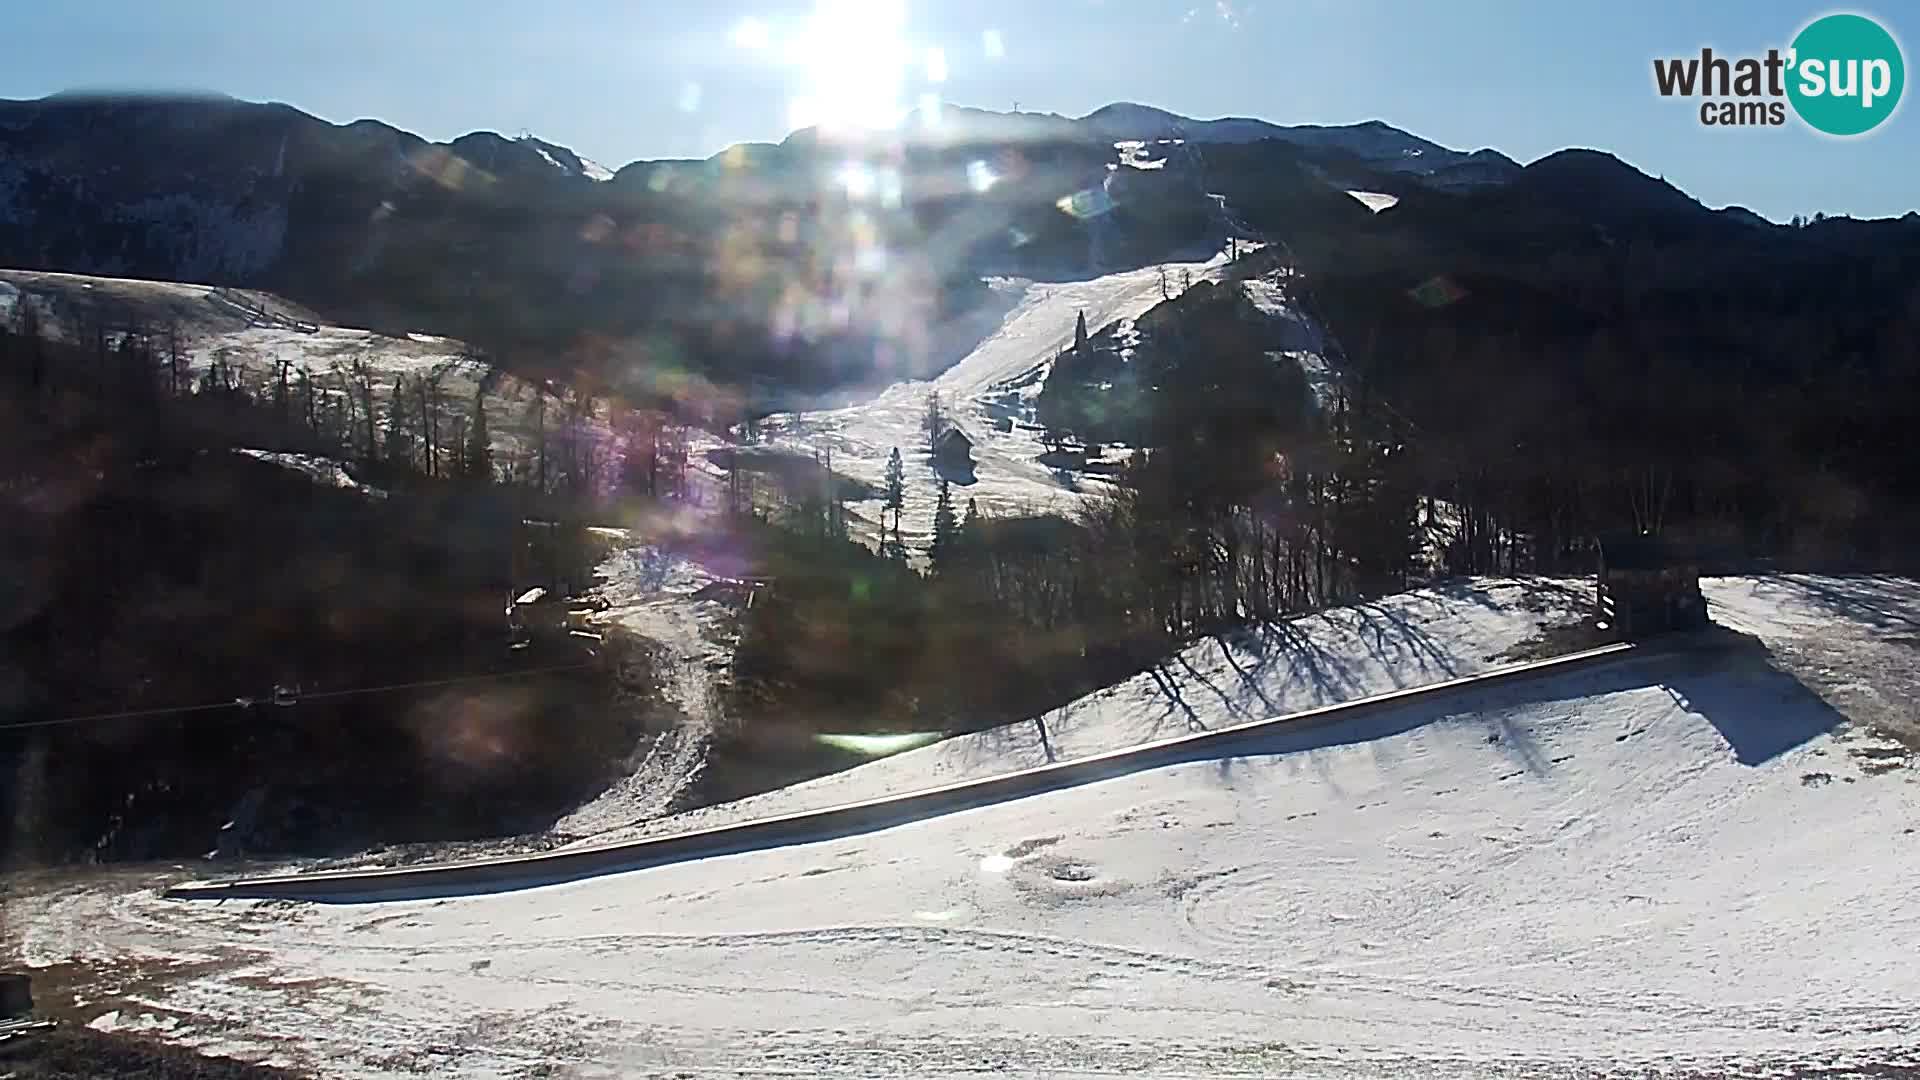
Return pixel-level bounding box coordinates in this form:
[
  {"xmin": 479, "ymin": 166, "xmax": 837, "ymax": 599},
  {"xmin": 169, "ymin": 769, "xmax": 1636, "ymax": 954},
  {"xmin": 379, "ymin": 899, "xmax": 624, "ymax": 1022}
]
[
  {"xmin": 0, "ymin": 296, "xmax": 671, "ymax": 864},
  {"xmin": 1281, "ymin": 155, "xmax": 1920, "ymax": 574}
]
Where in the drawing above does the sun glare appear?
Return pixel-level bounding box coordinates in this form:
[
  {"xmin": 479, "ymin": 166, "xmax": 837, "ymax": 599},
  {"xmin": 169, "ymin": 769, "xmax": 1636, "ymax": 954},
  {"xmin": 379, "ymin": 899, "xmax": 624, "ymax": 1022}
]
[
  {"xmin": 835, "ymin": 161, "xmax": 877, "ymax": 199},
  {"xmin": 734, "ymin": 0, "xmax": 924, "ymax": 136},
  {"xmin": 729, "ymin": 16, "xmax": 771, "ymax": 51}
]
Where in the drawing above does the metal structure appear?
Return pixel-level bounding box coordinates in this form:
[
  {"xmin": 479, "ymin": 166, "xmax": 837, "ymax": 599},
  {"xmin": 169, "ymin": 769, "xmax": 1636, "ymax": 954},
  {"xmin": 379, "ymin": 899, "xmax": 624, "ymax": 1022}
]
[{"xmin": 1597, "ymin": 532, "xmax": 1709, "ymax": 639}]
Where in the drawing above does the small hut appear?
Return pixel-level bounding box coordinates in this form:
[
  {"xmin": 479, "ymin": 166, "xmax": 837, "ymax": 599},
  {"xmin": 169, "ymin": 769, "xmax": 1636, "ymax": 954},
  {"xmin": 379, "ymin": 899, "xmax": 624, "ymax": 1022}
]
[
  {"xmin": 1597, "ymin": 532, "xmax": 1708, "ymax": 639},
  {"xmin": 933, "ymin": 426, "xmax": 975, "ymax": 470}
]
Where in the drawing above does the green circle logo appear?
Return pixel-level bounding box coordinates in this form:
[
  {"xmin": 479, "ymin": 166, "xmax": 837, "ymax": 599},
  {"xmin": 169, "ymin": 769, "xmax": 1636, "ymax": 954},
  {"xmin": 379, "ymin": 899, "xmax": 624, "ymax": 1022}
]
[{"xmin": 1787, "ymin": 13, "xmax": 1905, "ymax": 136}]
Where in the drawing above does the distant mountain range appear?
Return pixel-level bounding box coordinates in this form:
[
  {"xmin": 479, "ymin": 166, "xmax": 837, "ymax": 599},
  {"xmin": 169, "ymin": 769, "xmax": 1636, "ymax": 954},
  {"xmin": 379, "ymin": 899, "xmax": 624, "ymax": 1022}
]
[{"xmin": 2, "ymin": 91, "xmax": 1912, "ymax": 397}]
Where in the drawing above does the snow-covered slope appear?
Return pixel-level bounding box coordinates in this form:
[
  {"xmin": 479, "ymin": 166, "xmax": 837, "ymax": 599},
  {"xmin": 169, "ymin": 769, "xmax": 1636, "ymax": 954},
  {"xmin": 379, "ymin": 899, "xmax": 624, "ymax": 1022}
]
[
  {"xmin": 755, "ymin": 244, "xmax": 1255, "ymax": 548},
  {"xmin": 19, "ymin": 576, "xmax": 1919, "ymax": 1077},
  {"xmin": 0, "ymin": 268, "xmax": 565, "ymax": 473},
  {"xmin": 584, "ymin": 576, "xmax": 1593, "ymax": 844}
]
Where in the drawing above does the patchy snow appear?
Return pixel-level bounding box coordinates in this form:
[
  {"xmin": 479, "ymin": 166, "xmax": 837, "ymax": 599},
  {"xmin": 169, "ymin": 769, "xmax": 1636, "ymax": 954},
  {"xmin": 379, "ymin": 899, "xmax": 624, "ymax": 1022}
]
[
  {"xmin": 17, "ymin": 576, "xmax": 1920, "ymax": 1077},
  {"xmin": 1113, "ymin": 139, "xmax": 1170, "ymax": 170},
  {"xmin": 1347, "ymin": 190, "xmax": 1400, "ymax": 212},
  {"xmin": 106, "ymin": 191, "xmax": 288, "ymax": 280},
  {"xmin": 1081, "ymin": 105, "xmax": 1497, "ymax": 180},
  {"xmin": 233, "ymin": 449, "xmax": 387, "ymax": 498},
  {"xmin": 579, "ymin": 157, "xmax": 615, "ymax": 182},
  {"xmin": 543, "ymin": 544, "xmax": 745, "ymax": 840},
  {"xmin": 1242, "ymin": 276, "xmax": 1340, "ymax": 414}
]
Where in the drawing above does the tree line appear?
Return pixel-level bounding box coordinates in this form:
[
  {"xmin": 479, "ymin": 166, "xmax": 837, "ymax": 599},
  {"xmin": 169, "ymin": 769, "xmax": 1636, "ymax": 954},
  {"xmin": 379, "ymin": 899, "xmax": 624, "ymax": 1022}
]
[{"xmin": 0, "ymin": 293, "xmax": 662, "ymax": 863}]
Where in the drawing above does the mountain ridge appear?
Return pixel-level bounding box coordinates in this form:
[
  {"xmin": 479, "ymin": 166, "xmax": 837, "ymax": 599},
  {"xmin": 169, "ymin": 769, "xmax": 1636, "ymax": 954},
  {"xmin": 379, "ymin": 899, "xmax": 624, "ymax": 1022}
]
[{"xmin": 4, "ymin": 90, "xmax": 1912, "ymax": 387}]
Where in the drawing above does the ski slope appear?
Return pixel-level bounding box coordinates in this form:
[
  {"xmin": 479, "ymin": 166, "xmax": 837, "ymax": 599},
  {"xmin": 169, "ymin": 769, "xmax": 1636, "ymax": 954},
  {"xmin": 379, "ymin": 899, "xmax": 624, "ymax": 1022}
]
[
  {"xmin": 11, "ymin": 575, "xmax": 1918, "ymax": 1077},
  {"xmin": 756, "ymin": 245, "xmax": 1251, "ymax": 548}
]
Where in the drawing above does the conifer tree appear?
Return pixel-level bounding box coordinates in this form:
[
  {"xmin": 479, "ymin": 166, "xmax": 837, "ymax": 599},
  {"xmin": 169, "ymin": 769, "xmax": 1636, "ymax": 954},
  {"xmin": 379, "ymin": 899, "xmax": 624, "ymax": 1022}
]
[{"xmin": 930, "ymin": 477, "xmax": 957, "ymax": 568}]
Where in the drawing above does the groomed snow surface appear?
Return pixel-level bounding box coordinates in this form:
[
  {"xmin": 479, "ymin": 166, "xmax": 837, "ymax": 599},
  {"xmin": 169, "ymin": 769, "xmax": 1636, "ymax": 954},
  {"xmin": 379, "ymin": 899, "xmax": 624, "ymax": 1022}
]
[{"xmin": 10, "ymin": 575, "xmax": 1920, "ymax": 1078}]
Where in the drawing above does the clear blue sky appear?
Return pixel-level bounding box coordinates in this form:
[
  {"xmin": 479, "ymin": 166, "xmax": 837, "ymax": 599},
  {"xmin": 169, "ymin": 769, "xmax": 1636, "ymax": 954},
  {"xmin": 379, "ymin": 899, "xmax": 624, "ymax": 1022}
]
[{"xmin": 4, "ymin": 0, "xmax": 1913, "ymax": 222}]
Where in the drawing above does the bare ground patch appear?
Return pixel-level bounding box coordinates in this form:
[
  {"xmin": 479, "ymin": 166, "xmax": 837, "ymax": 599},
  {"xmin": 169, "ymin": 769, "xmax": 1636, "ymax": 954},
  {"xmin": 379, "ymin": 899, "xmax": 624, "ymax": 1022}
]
[
  {"xmin": 1486, "ymin": 617, "xmax": 1612, "ymax": 664},
  {"xmin": 0, "ymin": 1026, "xmax": 305, "ymax": 1079}
]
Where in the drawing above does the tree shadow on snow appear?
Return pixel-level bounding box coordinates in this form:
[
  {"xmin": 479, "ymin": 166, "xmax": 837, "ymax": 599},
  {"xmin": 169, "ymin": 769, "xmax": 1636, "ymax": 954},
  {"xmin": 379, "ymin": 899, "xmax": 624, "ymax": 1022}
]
[
  {"xmin": 1122, "ymin": 621, "xmax": 1364, "ymax": 742},
  {"xmin": 1346, "ymin": 601, "xmax": 1463, "ymax": 681},
  {"xmin": 1745, "ymin": 574, "xmax": 1920, "ymax": 635}
]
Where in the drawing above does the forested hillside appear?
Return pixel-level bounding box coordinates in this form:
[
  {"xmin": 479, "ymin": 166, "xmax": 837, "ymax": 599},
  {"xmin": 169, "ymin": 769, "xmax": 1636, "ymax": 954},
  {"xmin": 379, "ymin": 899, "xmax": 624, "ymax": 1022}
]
[
  {"xmin": 0, "ymin": 299, "xmax": 663, "ymax": 861},
  {"xmin": 1278, "ymin": 152, "xmax": 1920, "ymax": 572}
]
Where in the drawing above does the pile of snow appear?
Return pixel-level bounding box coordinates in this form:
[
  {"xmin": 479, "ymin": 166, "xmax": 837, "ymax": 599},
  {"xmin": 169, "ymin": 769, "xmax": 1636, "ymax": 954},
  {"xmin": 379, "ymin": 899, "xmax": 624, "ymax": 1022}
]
[{"xmin": 24, "ymin": 575, "xmax": 1920, "ymax": 1076}]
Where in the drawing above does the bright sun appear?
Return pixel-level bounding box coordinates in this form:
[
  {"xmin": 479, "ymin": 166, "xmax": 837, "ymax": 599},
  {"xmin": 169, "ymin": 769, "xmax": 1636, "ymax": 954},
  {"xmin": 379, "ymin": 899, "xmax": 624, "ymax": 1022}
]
[{"xmin": 733, "ymin": 0, "xmax": 921, "ymax": 135}]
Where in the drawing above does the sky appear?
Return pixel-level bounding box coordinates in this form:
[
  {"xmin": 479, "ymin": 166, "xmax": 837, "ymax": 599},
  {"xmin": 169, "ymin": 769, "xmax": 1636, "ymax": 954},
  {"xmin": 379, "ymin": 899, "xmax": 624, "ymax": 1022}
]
[{"xmin": 3, "ymin": 0, "xmax": 1914, "ymax": 222}]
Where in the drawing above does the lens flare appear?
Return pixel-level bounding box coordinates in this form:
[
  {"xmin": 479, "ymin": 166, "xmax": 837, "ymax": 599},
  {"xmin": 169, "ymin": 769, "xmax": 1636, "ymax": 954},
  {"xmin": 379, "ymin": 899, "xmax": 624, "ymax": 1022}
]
[
  {"xmin": 835, "ymin": 161, "xmax": 877, "ymax": 199},
  {"xmin": 1056, "ymin": 186, "xmax": 1117, "ymax": 219}
]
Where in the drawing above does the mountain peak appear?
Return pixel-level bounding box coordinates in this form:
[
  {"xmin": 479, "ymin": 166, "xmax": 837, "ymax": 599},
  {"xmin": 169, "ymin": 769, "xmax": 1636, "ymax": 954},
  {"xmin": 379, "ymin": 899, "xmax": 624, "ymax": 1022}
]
[
  {"xmin": 1512, "ymin": 148, "xmax": 1705, "ymax": 220},
  {"xmin": 1078, "ymin": 101, "xmax": 1182, "ymax": 124}
]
